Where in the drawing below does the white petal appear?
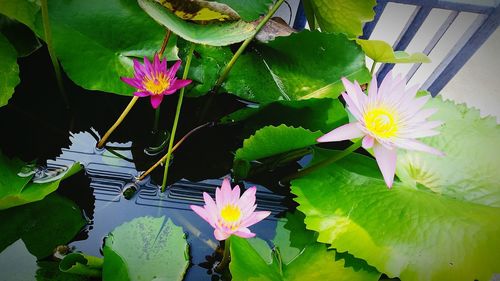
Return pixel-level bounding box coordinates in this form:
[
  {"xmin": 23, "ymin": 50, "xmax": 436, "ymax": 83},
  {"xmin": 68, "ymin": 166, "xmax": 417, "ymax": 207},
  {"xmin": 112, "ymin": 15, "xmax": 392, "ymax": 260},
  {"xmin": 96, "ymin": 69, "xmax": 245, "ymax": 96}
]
[
  {"xmin": 317, "ymin": 123, "xmax": 365, "ymax": 143},
  {"xmin": 373, "ymin": 142, "xmax": 397, "ymax": 188}
]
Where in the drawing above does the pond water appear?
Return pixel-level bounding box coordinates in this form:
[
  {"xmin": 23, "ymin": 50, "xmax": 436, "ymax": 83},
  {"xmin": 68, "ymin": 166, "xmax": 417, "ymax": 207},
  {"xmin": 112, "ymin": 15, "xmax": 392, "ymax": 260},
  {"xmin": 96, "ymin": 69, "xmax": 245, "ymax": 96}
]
[{"xmin": 0, "ymin": 46, "xmax": 304, "ymax": 280}]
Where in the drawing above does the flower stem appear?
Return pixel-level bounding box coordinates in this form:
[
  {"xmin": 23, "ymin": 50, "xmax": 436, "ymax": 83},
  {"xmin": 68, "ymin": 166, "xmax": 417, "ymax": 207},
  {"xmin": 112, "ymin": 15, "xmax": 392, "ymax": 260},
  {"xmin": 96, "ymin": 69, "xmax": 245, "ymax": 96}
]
[
  {"xmin": 160, "ymin": 43, "xmax": 196, "ymax": 192},
  {"xmin": 40, "ymin": 0, "xmax": 69, "ymax": 110},
  {"xmin": 97, "ymin": 96, "xmax": 139, "ymax": 148},
  {"xmin": 370, "ymin": 61, "xmax": 378, "ymax": 76},
  {"xmin": 281, "ymin": 140, "xmax": 362, "ymax": 182},
  {"xmin": 137, "ymin": 122, "xmax": 212, "ymax": 181},
  {"xmin": 215, "ymin": 237, "xmax": 231, "ymax": 273},
  {"xmin": 153, "ymin": 105, "xmax": 161, "ymax": 133}
]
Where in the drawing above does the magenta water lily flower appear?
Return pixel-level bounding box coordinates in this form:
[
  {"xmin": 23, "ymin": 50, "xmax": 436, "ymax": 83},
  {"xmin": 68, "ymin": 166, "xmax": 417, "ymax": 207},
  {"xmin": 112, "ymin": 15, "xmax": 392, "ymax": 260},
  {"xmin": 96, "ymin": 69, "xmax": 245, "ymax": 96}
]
[
  {"xmin": 121, "ymin": 54, "xmax": 192, "ymax": 109},
  {"xmin": 318, "ymin": 72, "xmax": 444, "ymax": 188},
  {"xmin": 190, "ymin": 178, "xmax": 271, "ymax": 240}
]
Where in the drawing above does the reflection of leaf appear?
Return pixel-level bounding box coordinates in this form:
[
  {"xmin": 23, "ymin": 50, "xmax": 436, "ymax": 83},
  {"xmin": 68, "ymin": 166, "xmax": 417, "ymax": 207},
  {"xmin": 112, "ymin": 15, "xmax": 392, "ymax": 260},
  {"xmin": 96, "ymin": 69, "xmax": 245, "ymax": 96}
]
[
  {"xmin": 291, "ymin": 151, "xmax": 500, "ymax": 281},
  {"xmin": 356, "ymin": 39, "xmax": 430, "ymax": 63},
  {"xmin": 103, "ymin": 216, "xmax": 189, "ymax": 281},
  {"xmin": 0, "ymin": 33, "xmax": 20, "ymax": 107},
  {"xmin": 229, "ymin": 212, "xmax": 380, "ymax": 281},
  {"xmin": 0, "ymin": 193, "xmax": 86, "ymax": 259},
  {"xmin": 0, "ymin": 150, "xmax": 82, "ymax": 210},
  {"xmin": 37, "ymin": 261, "xmax": 91, "ymax": 281},
  {"xmin": 305, "ymin": 0, "xmax": 376, "ymax": 38},
  {"xmin": 139, "ymin": 0, "xmax": 255, "ymax": 46},
  {"xmin": 224, "ymin": 31, "xmax": 370, "ymax": 102}
]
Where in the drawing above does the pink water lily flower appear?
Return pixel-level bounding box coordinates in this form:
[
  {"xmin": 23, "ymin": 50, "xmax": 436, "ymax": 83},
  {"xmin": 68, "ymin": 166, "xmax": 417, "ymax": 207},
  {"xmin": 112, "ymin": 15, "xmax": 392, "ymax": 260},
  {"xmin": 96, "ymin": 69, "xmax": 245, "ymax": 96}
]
[
  {"xmin": 318, "ymin": 72, "xmax": 444, "ymax": 188},
  {"xmin": 190, "ymin": 178, "xmax": 271, "ymax": 240},
  {"xmin": 121, "ymin": 54, "xmax": 192, "ymax": 109}
]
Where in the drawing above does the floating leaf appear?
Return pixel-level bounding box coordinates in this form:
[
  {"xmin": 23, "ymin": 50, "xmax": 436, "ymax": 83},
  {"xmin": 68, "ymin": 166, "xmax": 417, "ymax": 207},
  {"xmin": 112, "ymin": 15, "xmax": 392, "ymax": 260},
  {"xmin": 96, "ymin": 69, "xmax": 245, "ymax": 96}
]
[
  {"xmin": 138, "ymin": 0, "xmax": 255, "ymax": 46},
  {"xmin": 102, "ymin": 216, "xmax": 189, "ymax": 281},
  {"xmin": 305, "ymin": 0, "xmax": 376, "ymax": 38},
  {"xmin": 291, "ymin": 150, "xmax": 500, "ymax": 281},
  {"xmin": 208, "ymin": 0, "xmax": 273, "ymax": 21},
  {"xmin": 235, "ymin": 125, "xmax": 322, "ymax": 162},
  {"xmin": 156, "ymin": 0, "xmax": 240, "ymax": 22},
  {"xmin": 229, "ymin": 212, "xmax": 380, "ymax": 281},
  {"xmin": 37, "ymin": 261, "xmax": 92, "ymax": 281},
  {"xmin": 0, "ymin": 33, "xmax": 20, "ymax": 107},
  {"xmin": 0, "ymin": 193, "xmax": 86, "ymax": 259},
  {"xmin": 224, "ymin": 31, "xmax": 370, "ymax": 102},
  {"xmin": 59, "ymin": 253, "xmax": 103, "ymax": 277},
  {"xmin": 356, "ymin": 39, "xmax": 430, "ymax": 63},
  {"xmin": 0, "ymin": 151, "xmax": 82, "ymax": 210}
]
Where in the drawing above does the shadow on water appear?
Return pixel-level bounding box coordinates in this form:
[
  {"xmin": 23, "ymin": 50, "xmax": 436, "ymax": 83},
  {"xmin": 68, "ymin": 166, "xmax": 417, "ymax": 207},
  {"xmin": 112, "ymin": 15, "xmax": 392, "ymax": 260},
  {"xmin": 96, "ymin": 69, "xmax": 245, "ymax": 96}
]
[{"xmin": 0, "ymin": 45, "xmax": 295, "ymax": 280}]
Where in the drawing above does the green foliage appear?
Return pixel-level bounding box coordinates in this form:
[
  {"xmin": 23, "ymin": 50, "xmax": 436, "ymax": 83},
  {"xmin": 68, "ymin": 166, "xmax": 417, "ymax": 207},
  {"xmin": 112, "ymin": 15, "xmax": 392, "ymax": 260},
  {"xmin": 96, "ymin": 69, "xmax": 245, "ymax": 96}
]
[
  {"xmin": 0, "ymin": 152, "xmax": 82, "ymax": 210},
  {"xmin": 356, "ymin": 39, "xmax": 430, "ymax": 63},
  {"xmin": 138, "ymin": 0, "xmax": 255, "ymax": 46},
  {"xmin": 59, "ymin": 253, "xmax": 103, "ymax": 277},
  {"xmin": 0, "ymin": 15, "xmax": 41, "ymax": 57},
  {"xmin": 229, "ymin": 212, "xmax": 380, "ymax": 281},
  {"xmin": 102, "ymin": 216, "xmax": 189, "ymax": 281},
  {"xmin": 0, "ymin": 33, "xmax": 20, "ymax": 107},
  {"xmin": 37, "ymin": 261, "xmax": 92, "ymax": 281},
  {"xmin": 208, "ymin": 0, "xmax": 273, "ymax": 21},
  {"xmin": 304, "ymin": 0, "xmax": 376, "ymax": 38},
  {"xmin": 0, "ymin": 193, "xmax": 86, "ymax": 259},
  {"xmin": 224, "ymin": 31, "xmax": 370, "ymax": 102},
  {"xmin": 0, "ymin": 0, "xmax": 40, "ymax": 30}
]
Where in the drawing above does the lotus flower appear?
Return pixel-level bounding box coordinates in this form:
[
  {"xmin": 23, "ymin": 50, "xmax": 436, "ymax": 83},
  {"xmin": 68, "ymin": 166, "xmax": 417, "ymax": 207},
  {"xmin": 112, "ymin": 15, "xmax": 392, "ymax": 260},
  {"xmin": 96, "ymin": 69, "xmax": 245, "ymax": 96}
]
[
  {"xmin": 190, "ymin": 178, "xmax": 271, "ymax": 240},
  {"xmin": 121, "ymin": 54, "xmax": 192, "ymax": 109},
  {"xmin": 318, "ymin": 72, "xmax": 444, "ymax": 188}
]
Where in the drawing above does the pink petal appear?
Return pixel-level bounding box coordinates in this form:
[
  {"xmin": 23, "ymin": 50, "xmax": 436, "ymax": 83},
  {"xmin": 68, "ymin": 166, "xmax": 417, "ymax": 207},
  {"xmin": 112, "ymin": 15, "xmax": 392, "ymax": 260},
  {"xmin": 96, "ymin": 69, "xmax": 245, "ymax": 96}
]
[
  {"xmin": 396, "ymin": 139, "xmax": 445, "ymax": 156},
  {"xmin": 214, "ymin": 229, "xmax": 230, "ymax": 241},
  {"xmin": 121, "ymin": 77, "xmax": 142, "ymax": 89},
  {"xmin": 169, "ymin": 79, "xmax": 192, "ymax": 92},
  {"xmin": 241, "ymin": 211, "xmax": 271, "ymax": 228},
  {"xmin": 153, "ymin": 54, "xmax": 161, "ymax": 70},
  {"xmin": 133, "ymin": 91, "xmax": 149, "ymax": 97},
  {"xmin": 190, "ymin": 205, "xmax": 215, "ymax": 228},
  {"xmin": 231, "ymin": 185, "xmax": 240, "ymax": 204},
  {"xmin": 317, "ymin": 122, "xmax": 364, "ymax": 143},
  {"xmin": 238, "ymin": 187, "xmax": 256, "ymax": 214},
  {"xmin": 144, "ymin": 56, "xmax": 153, "ymax": 77},
  {"xmin": 150, "ymin": 95, "xmax": 163, "ymax": 109},
  {"xmin": 133, "ymin": 59, "xmax": 146, "ymax": 78},
  {"xmin": 168, "ymin": 60, "xmax": 182, "ymax": 77},
  {"xmin": 362, "ymin": 135, "xmax": 374, "ymax": 149},
  {"xmin": 342, "ymin": 93, "xmax": 363, "ymax": 120},
  {"xmin": 234, "ymin": 227, "xmax": 256, "ymax": 239},
  {"xmin": 368, "ymin": 75, "xmax": 378, "ymax": 103},
  {"xmin": 217, "ymin": 178, "xmax": 232, "ymax": 206},
  {"xmin": 373, "ymin": 142, "xmax": 397, "ymax": 188}
]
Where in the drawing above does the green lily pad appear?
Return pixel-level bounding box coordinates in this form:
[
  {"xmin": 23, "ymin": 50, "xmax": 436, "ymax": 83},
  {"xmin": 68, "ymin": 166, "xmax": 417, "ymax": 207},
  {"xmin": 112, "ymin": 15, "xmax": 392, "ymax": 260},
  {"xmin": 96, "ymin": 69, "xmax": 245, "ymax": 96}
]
[
  {"xmin": 37, "ymin": 261, "xmax": 92, "ymax": 281},
  {"xmin": 0, "ymin": 151, "xmax": 82, "ymax": 210},
  {"xmin": 305, "ymin": 0, "xmax": 376, "ymax": 38},
  {"xmin": 396, "ymin": 96, "xmax": 500, "ymax": 207},
  {"xmin": 208, "ymin": 0, "xmax": 273, "ymax": 21},
  {"xmin": 291, "ymin": 149, "xmax": 500, "ymax": 281},
  {"xmin": 224, "ymin": 31, "xmax": 370, "ymax": 102},
  {"xmin": 356, "ymin": 39, "xmax": 430, "ymax": 63},
  {"xmin": 229, "ymin": 212, "xmax": 381, "ymax": 281},
  {"xmin": 0, "ymin": 33, "xmax": 20, "ymax": 107},
  {"xmin": 221, "ymin": 98, "xmax": 348, "ymax": 134},
  {"xmin": 235, "ymin": 125, "xmax": 322, "ymax": 162},
  {"xmin": 138, "ymin": 0, "xmax": 256, "ymax": 46},
  {"xmin": 0, "ymin": 193, "xmax": 86, "ymax": 259},
  {"xmin": 102, "ymin": 216, "xmax": 189, "ymax": 281},
  {"xmin": 59, "ymin": 252, "xmax": 103, "ymax": 277}
]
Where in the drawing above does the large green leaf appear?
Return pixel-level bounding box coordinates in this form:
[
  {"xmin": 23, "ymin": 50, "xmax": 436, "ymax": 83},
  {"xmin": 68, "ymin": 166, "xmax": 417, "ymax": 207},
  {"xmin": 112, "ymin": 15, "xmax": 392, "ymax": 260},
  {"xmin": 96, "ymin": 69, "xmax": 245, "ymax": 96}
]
[
  {"xmin": 0, "ymin": 193, "xmax": 86, "ymax": 259},
  {"xmin": 102, "ymin": 216, "xmax": 189, "ymax": 281},
  {"xmin": 224, "ymin": 31, "xmax": 370, "ymax": 102},
  {"xmin": 138, "ymin": 0, "xmax": 256, "ymax": 46},
  {"xmin": 305, "ymin": 0, "xmax": 376, "ymax": 38},
  {"xmin": 396, "ymin": 97, "xmax": 500, "ymax": 207},
  {"xmin": 0, "ymin": 0, "xmax": 40, "ymax": 30},
  {"xmin": 229, "ymin": 212, "xmax": 380, "ymax": 281},
  {"xmin": 0, "ymin": 33, "xmax": 20, "ymax": 107},
  {"xmin": 208, "ymin": 0, "xmax": 273, "ymax": 21},
  {"xmin": 222, "ymin": 98, "xmax": 348, "ymax": 134},
  {"xmin": 235, "ymin": 125, "xmax": 322, "ymax": 162},
  {"xmin": 356, "ymin": 39, "xmax": 430, "ymax": 64},
  {"xmin": 0, "ymin": 151, "xmax": 82, "ymax": 210},
  {"xmin": 0, "ymin": 15, "xmax": 41, "ymax": 57},
  {"xmin": 291, "ymin": 150, "xmax": 500, "ymax": 281}
]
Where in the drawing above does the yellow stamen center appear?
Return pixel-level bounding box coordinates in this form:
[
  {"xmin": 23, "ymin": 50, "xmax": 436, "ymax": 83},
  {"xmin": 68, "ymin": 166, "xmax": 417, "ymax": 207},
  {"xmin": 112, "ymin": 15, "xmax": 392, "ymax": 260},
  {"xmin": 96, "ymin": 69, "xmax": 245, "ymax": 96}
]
[
  {"xmin": 220, "ymin": 205, "xmax": 241, "ymax": 223},
  {"xmin": 364, "ymin": 107, "xmax": 398, "ymax": 138},
  {"xmin": 143, "ymin": 74, "xmax": 170, "ymax": 95}
]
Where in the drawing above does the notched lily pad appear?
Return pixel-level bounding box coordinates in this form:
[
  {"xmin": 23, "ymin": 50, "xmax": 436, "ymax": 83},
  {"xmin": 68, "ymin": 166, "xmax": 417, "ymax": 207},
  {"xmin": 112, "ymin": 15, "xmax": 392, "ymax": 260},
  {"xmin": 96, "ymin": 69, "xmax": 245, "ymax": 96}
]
[{"xmin": 356, "ymin": 39, "xmax": 430, "ymax": 64}]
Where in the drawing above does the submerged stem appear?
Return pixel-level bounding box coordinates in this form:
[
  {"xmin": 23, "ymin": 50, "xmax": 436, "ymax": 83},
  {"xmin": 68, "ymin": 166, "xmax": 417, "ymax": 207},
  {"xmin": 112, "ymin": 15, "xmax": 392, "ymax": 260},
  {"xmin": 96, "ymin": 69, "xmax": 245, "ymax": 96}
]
[
  {"xmin": 282, "ymin": 140, "xmax": 363, "ymax": 182},
  {"xmin": 40, "ymin": 0, "xmax": 69, "ymax": 110},
  {"xmin": 215, "ymin": 237, "xmax": 231, "ymax": 273},
  {"xmin": 160, "ymin": 43, "xmax": 196, "ymax": 192},
  {"xmin": 97, "ymin": 96, "xmax": 139, "ymax": 148}
]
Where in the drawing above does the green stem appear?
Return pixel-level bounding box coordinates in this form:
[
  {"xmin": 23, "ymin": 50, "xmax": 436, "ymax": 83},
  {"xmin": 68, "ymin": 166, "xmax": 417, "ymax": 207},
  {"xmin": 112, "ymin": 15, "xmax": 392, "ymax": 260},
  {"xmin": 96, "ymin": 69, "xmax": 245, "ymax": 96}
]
[
  {"xmin": 97, "ymin": 96, "xmax": 139, "ymax": 148},
  {"xmin": 370, "ymin": 61, "xmax": 378, "ymax": 76},
  {"xmin": 215, "ymin": 237, "xmax": 231, "ymax": 272},
  {"xmin": 153, "ymin": 105, "xmax": 161, "ymax": 133},
  {"xmin": 282, "ymin": 140, "xmax": 362, "ymax": 182},
  {"xmin": 40, "ymin": 0, "xmax": 69, "ymax": 110},
  {"xmin": 214, "ymin": 0, "xmax": 286, "ymax": 89},
  {"xmin": 161, "ymin": 43, "xmax": 196, "ymax": 192}
]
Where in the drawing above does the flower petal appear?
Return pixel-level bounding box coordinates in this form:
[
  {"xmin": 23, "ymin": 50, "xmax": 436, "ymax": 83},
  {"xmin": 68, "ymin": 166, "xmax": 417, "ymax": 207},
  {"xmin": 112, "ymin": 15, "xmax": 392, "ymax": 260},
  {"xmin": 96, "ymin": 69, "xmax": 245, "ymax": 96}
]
[
  {"xmin": 231, "ymin": 185, "xmax": 240, "ymax": 204},
  {"xmin": 218, "ymin": 178, "xmax": 232, "ymax": 206},
  {"xmin": 168, "ymin": 60, "xmax": 182, "ymax": 78},
  {"xmin": 150, "ymin": 95, "xmax": 163, "ymax": 109},
  {"xmin": 133, "ymin": 91, "xmax": 149, "ymax": 97},
  {"xmin": 238, "ymin": 186, "xmax": 256, "ymax": 214},
  {"xmin": 190, "ymin": 205, "xmax": 215, "ymax": 228},
  {"xmin": 317, "ymin": 122, "xmax": 364, "ymax": 143},
  {"xmin": 121, "ymin": 77, "xmax": 142, "ymax": 89},
  {"xmin": 203, "ymin": 192, "xmax": 218, "ymax": 223},
  {"xmin": 133, "ymin": 59, "xmax": 146, "ymax": 78},
  {"xmin": 169, "ymin": 79, "xmax": 192, "ymax": 92},
  {"xmin": 144, "ymin": 56, "xmax": 153, "ymax": 77},
  {"xmin": 362, "ymin": 135, "xmax": 374, "ymax": 149},
  {"xmin": 373, "ymin": 142, "xmax": 397, "ymax": 188},
  {"xmin": 234, "ymin": 227, "xmax": 256, "ymax": 239},
  {"xmin": 241, "ymin": 211, "xmax": 271, "ymax": 228},
  {"xmin": 214, "ymin": 229, "xmax": 230, "ymax": 241}
]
